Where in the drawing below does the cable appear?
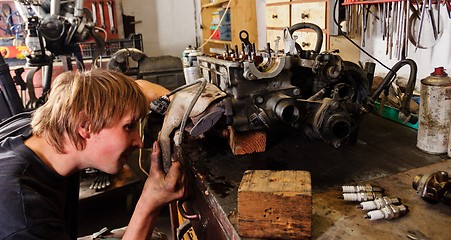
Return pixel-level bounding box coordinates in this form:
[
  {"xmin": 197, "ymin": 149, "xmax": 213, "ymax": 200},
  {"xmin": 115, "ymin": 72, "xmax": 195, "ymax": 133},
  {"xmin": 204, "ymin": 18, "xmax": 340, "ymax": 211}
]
[
  {"xmin": 333, "ymin": 0, "xmax": 394, "ymax": 73},
  {"xmin": 94, "ymin": 26, "xmax": 108, "ymax": 41},
  {"xmin": 177, "ymin": 78, "xmax": 208, "ymax": 145},
  {"xmin": 198, "ymin": 0, "xmax": 232, "ymax": 51},
  {"xmin": 166, "ymin": 78, "xmax": 204, "ymax": 97},
  {"xmin": 138, "ymin": 119, "xmax": 149, "ymax": 177}
]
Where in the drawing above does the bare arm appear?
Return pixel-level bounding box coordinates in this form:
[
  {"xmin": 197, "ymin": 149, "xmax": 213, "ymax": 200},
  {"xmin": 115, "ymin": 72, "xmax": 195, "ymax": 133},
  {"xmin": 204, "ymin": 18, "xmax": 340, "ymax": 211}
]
[
  {"xmin": 136, "ymin": 80, "xmax": 170, "ymax": 104},
  {"xmin": 123, "ymin": 141, "xmax": 186, "ymax": 240}
]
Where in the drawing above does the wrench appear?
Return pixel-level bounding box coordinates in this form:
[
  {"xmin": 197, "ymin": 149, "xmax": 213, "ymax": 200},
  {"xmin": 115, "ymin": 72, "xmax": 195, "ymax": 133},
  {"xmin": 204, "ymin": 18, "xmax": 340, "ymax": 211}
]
[
  {"xmin": 415, "ymin": 0, "xmax": 427, "ymax": 51},
  {"xmin": 91, "ymin": 1, "xmax": 97, "ymax": 26},
  {"xmin": 98, "ymin": 1, "xmax": 106, "ymax": 29},
  {"xmin": 107, "ymin": 1, "xmax": 116, "ymax": 33},
  {"xmin": 427, "ymin": 0, "xmax": 438, "ymax": 40},
  {"xmin": 445, "ymin": 0, "xmax": 451, "ymax": 19}
]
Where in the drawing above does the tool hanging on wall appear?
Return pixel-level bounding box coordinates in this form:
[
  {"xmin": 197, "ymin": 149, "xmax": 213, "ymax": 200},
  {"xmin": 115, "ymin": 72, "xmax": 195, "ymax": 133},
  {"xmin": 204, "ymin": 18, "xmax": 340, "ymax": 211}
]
[
  {"xmin": 107, "ymin": 1, "xmax": 116, "ymax": 33},
  {"xmin": 86, "ymin": 0, "xmax": 119, "ymax": 40},
  {"xmin": 342, "ymin": 0, "xmax": 448, "ymax": 60},
  {"xmin": 446, "ymin": 0, "xmax": 451, "ymax": 18},
  {"xmin": 409, "ymin": 0, "xmax": 444, "ymax": 51},
  {"xmin": 98, "ymin": 1, "xmax": 106, "ymax": 29},
  {"xmin": 92, "ymin": 1, "xmax": 97, "ymax": 26}
]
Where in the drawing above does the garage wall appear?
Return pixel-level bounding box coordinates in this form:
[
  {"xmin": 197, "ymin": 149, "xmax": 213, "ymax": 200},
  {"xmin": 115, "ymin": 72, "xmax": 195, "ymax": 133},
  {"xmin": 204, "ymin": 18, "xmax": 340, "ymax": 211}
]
[
  {"xmin": 359, "ymin": 7, "xmax": 451, "ymax": 87},
  {"xmin": 121, "ymin": 0, "xmax": 198, "ymax": 57}
]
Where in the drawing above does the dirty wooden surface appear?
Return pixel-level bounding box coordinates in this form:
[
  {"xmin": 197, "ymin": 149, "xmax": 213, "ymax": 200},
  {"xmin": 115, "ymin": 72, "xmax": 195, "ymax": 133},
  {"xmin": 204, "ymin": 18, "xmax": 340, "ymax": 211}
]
[
  {"xmin": 184, "ymin": 114, "xmax": 449, "ymax": 239},
  {"xmin": 238, "ymin": 170, "xmax": 312, "ymax": 239},
  {"xmin": 313, "ymin": 161, "xmax": 451, "ymax": 240}
]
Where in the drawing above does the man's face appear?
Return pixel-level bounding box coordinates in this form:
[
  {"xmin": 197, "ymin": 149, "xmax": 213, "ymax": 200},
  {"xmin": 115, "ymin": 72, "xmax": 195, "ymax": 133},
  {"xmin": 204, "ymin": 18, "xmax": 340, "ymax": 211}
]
[{"xmin": 84, "ymin": 114, "xmax": 143, "ymax": 174}]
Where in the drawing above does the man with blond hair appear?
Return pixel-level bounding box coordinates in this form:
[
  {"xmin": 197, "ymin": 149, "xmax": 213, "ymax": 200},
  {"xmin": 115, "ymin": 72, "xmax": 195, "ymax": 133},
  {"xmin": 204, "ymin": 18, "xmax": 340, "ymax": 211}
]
[{"xmin": 0, "ymin": 69, "xmax": 186, "ymax": 239}]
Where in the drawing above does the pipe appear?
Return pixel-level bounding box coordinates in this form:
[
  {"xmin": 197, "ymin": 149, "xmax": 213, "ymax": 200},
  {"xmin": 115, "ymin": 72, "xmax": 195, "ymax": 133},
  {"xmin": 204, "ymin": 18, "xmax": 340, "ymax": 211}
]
[
  {"xmin": 370, "ymin": 59, "xmax": 418, "ymax": 124},
  {"xmin": 266, "ymin": 93, "xmax": 300, "ymax": 124},
  {"xmin": 50, "ymin": 0, "xmax": 60, "ymax": 16},
  {"xmin": 288, "ymin": 22, "xmax": 323, "ymax": 53},
  {"xmin": 74, "ymin": 0, "xmax": 85, "ymax": 18}
]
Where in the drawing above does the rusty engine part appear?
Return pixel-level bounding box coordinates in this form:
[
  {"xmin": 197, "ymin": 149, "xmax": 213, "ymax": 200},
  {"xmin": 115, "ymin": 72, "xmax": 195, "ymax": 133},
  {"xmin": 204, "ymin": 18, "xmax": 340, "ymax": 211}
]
[
  {"xmin": 197, "ymin": 23, "xmax": 371, "ymax": 148},
  {"xmin": 412, "ymin": 171, "xmax": 451, "ymax": 205},
  {"xmin": 150, "ymin": 22, "xmax": 418, "ymax": 166}
]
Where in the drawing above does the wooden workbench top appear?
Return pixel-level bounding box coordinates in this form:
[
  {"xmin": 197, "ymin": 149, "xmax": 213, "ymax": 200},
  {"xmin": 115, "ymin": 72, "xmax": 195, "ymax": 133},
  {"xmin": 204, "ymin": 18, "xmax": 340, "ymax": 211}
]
[{"xmin": 182, "ymin": 114, "xmax": 449, "ymax": 239}]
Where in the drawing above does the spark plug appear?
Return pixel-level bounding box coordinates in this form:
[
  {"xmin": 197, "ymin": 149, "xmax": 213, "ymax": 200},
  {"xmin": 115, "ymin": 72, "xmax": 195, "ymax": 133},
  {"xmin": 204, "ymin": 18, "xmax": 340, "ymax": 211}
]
[
  {"xmin": 358, "ymin": 196, "xmax": 402, "ymax": 210},
  {"xmin": 340, "ymin": 191, "xmax": 384, "ymax": 202},
  {"xmin": 365, "ymin": 204, "xmax": 408, "ymax": 220},
  {"xmin": 341, "ymin": 184, "xmax": 385, "ymax": 193}
]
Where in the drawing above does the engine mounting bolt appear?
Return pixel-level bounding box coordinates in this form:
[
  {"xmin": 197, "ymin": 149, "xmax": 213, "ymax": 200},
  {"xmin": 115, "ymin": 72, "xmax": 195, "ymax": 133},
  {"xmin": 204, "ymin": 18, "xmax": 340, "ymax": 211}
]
[{"xmin": 293, "ymin": 88, "xmax": 301, "ymax": 96}]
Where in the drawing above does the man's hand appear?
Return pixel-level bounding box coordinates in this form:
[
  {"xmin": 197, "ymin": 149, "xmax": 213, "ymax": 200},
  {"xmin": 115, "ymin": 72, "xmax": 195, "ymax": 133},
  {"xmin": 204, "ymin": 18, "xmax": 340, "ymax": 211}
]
[
  {"xmin": 123, "ymin": 141, "xmax": 186, "ymax": 240},
  {"xmin": 142, "ymin": 141, "xmax": 187, "ymax": 208}
]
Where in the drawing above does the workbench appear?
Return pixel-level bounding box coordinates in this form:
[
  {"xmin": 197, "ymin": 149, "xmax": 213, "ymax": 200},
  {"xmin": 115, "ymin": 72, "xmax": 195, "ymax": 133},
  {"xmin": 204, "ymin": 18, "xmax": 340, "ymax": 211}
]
[{"xmin": 178, "ymin": 114, "xmax": 450, "ymax": 239}]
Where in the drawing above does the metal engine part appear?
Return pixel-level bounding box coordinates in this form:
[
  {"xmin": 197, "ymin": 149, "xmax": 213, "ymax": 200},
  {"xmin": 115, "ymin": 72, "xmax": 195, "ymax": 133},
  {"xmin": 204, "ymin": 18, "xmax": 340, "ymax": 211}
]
[
  {"xmin": 359, "ymin": 196, "xmax": 402, "ymax": 211},
  {"xmin": 340, "ymin": 192, "xmax": 384, "ymax": 202},
  {"xmin": 197, "ymin": 23, "xmax": 371, "ymax": 148},
  {"xmin": 412, "ymin": 171, "xmax": 451, "ymax": 205},
  {"xmin": 14, "ymin": 0, "xmax": 101, "ymax": 66},
  {"xmin": 151, "ymin": 23, "xmax": 418, "ymax": 166},
  {"xmin": 365, "ymin": 204, "xmax": 408, "ymax": 220},
  {"xmin": 342, "ymin": 184, "xmax": 385, "ymax": 193}
]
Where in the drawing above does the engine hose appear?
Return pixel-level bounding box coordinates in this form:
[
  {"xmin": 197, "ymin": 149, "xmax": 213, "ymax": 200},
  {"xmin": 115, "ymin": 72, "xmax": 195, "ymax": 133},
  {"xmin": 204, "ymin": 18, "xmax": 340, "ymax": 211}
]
[
  {"xmin": 177, "ymin": 78, "xmax": 208, "ymax": 145},
  {"xmin": 288, "ymin": 22, "xmax": 323, "ymax": 54},
  {"xmin": 166, "ymin": 79, "xmax": 204, "ymax": 98},
  {"xmin": 370, "ymin": 59, "xmax": 418, "ymax": 124}
]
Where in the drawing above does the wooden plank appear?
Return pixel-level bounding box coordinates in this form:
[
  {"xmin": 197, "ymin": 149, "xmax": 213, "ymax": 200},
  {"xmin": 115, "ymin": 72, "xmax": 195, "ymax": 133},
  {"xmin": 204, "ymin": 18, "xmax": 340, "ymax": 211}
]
[
  {"xmin": 228, "ymin": 126, "xmax": 266, "ymax": 155},
  {"xmin": 238, "ymin": 170, "xmax": 312, "ymax": 239}
]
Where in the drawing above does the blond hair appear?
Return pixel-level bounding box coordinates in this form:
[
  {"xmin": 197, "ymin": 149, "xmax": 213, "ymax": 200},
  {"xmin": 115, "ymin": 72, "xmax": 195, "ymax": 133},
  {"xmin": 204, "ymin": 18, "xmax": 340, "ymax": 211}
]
[{"xmin": 31, "ymin": 68, "xmax": 148, "ymax": 153}]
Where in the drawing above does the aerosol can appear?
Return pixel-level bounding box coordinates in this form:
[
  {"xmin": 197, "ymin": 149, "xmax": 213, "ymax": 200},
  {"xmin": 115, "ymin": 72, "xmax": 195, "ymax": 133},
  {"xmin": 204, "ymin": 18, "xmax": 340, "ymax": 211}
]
[
  {"xmin": 417, "ymin": 67, "xmax": 451, "ymax": 155},
  {"xmin": 182, "ymin": 46, "xmax": 202, "ymax": 84}
]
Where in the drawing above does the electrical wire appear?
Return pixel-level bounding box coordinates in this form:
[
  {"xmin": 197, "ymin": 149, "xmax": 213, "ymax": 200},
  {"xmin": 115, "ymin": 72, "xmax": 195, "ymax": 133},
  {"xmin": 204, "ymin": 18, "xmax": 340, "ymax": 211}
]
[
  {"xmin": 198, "ymin": 0, "xmax": 232, "ymax": 51},
  {"xmin": 166, "ymin": 78, "xmax": 204, "ymax": 98},
  {"xmin": 95, "ymin": 26, "xmax": 108, "ymax": 41},
  {"xmin": 91, "ymin": 27, "xmax": 108, "ymax": 68},
  {"xmin": 138, "ymin": 119, "xmax": 149, "ymax": 177},
  {"xmin": 333, "ymin": 0, "xmax": 394, "ymax": 73},
  {"xmin": 177, "ymin": 78, "xmax": 207, "ymax": 145}
]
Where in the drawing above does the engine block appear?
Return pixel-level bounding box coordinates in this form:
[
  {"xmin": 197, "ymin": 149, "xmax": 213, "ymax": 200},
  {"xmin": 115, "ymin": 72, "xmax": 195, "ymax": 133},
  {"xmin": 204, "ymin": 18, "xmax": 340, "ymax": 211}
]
[{"xmin": 196, "ymin": 43, "xmax": 371, "ymax": 148}]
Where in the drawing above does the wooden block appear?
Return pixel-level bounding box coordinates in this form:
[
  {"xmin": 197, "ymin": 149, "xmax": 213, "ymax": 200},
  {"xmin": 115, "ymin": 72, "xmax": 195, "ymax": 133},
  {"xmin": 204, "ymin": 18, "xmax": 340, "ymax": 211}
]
[
  {"xmin": 238, "ymin": 170, "xmax": 312, "ymax": 239},
  {"xmin": 228, "ymin": 126, "xmax": 266, "ymax": 155}
]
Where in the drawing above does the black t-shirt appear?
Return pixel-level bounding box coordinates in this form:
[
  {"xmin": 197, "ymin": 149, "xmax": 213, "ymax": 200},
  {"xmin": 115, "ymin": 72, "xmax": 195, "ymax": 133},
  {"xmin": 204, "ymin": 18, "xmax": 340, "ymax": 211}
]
[{"xmin": 0, "ymin": 113, "xmax": 71, "ymax": 239}]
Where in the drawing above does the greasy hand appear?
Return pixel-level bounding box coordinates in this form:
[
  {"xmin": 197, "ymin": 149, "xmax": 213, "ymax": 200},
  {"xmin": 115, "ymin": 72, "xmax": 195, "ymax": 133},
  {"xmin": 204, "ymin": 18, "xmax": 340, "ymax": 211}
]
[
  {"xmin": 123, "ymin": 141, "xmax": 186, "ymax": 239},
  {"xmin": 141, "ymin": 141, "xmax": 187, "ymax": 209}
]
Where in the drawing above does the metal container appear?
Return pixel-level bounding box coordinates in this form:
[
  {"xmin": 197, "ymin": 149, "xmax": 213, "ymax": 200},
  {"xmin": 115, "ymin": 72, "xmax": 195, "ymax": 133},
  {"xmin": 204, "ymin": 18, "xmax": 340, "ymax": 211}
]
[
  {"xmin": 417, "ymin": 67, "xmax": 451, "ymax": 154},
  {"xmin": 183, "ymin": 66, "xmax": 202, "ymax": 84},
  {"xmin": 182, "ymin": 46, "xmax": 202, "ymax": 84}
]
